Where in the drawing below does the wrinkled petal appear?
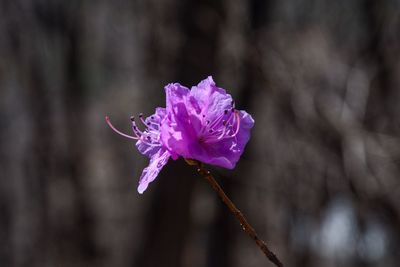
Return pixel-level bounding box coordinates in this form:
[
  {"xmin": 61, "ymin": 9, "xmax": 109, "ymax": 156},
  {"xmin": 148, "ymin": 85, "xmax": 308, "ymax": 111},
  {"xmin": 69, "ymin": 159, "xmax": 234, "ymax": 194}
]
[
  {"xmin": 161, "ymin": 83, "xmax": 198, "ymax": 158},
  {"xmin": 136, "ymin": 141, "xmax": 160, "ymax": 158},
  {"xmin": 186, "ymin": 140, "xmax": 235, "ymax": 169},
  {"xmin": 190, "ymin": 76, "xmax": 233, "ymax": 120},
  {"xmin": 165, "ymin": 83, "xmax": 190, "ymax": 115},
  {"xmin": 234, "ymin": 110, "xmax": 255, "ymax": 152},
  {"xmin": 138, "ymin": 148, "xmax": 170, "ymax": 194}
]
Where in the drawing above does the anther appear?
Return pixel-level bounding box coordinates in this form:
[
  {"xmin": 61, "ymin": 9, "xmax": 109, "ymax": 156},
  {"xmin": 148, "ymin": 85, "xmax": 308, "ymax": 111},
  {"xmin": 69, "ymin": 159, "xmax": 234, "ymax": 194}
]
[
  {"xmin": 139, "ymin": 113, "xmax": 143, "ymax": 118},
  {"xmin": 224, "ymin": 109, "xmax": 228, "ymax": 115},
  {"xmin": 130, "ymin": 116, "xmax": 135, "ymax": 121}
]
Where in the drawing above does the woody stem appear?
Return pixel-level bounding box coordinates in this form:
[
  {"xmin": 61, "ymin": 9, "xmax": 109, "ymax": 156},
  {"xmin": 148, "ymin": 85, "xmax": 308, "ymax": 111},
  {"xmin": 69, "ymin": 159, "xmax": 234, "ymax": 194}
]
[{"xmin": 189, "ymin": 160, "xmax": 283, "ymax": 267}]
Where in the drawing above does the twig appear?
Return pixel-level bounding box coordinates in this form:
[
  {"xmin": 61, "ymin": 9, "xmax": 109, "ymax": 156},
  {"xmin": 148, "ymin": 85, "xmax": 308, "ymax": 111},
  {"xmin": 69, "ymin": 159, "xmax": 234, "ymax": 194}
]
[{"xmin": 186, "ymin": 159, "xmax": 283, "ymax": 267}]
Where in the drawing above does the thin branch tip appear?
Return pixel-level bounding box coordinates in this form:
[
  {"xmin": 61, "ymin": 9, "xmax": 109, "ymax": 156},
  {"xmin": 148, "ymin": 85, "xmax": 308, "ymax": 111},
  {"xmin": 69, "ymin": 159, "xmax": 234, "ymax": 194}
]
[{"xmin": 188, "ymin": 161, "xmax": 284, "ymax": 267}]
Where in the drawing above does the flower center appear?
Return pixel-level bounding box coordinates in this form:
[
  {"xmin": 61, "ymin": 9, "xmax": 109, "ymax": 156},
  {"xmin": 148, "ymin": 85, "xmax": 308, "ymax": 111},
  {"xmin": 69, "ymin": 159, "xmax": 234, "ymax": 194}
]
[{"xmin": 199, "ymin": 101, "xmax": 241, "ymax": 144}]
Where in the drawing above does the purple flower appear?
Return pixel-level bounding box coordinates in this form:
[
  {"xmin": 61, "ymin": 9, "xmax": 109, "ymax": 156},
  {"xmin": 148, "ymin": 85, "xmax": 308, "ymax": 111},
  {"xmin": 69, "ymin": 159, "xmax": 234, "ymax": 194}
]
[{"xmin": 106, "ymin": 76, "xmax": 254, "ymax": 194}]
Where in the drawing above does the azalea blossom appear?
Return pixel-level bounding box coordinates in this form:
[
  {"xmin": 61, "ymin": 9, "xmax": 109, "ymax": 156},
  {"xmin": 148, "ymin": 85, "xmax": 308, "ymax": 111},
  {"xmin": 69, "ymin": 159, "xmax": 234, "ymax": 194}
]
[{"xmin": 106, "ymin": 76, "xmax": 254, "ymax": 194}]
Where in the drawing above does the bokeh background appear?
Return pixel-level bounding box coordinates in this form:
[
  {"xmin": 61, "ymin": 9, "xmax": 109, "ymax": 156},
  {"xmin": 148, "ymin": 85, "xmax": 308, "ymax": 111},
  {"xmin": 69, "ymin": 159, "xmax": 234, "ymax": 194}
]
[{"xmin": 1, "ymin": 0, "xmax": 400, "ymax": 267}]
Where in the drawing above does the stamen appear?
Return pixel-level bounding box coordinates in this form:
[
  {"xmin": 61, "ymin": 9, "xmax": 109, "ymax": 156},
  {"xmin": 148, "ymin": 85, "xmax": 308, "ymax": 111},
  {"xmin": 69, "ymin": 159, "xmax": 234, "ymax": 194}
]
[
  {"xmin": 139, "ymin": 114, "xmax": 147, "ymax": 126},
  {"xmin": 202, "ymin": 110, "xmax": 241, "ymax": 143},
  {"xmin": 199, "ymin": 106, "xmax": 241, "ymax": 143},
  {"xmin": 208, "ymin": 110, "xmax": 229, "ymax": 129},
  {"xmin": 139, "ymin": 136, "xmax": 160, "ymax": 147},
  {"xmin": 215, "ymin": 110, "xmax": 233, "ymax": 129},
  {"xmin": 217, "ymin": 125, "xmax": 228, "ymax": 139},
  {"xmin": 138, "ymin": 113, "xmax": 159, "ymax": 131},
  {"xmin": 105, "ymin": 116, "xmax": 138, "ymax": 140},
  {"xmin": 231, "ymin": 111, "xmax": 241, "ymax": 136},
  {"xmin": 131, "ymin": 119, "xmax": 144, "ymax": 136}
]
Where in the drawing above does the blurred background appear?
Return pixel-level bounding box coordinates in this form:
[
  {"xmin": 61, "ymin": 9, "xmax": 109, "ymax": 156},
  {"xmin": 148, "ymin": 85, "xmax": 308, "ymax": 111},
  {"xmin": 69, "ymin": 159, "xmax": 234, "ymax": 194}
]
[{"xmin": 1, "ymin": 0, "xmax": 400, "ymax": 266}]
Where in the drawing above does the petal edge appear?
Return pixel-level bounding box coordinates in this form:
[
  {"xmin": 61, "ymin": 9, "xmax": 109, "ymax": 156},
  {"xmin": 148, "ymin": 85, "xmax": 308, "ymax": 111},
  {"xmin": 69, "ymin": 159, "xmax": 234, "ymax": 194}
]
[{"xmin": 137, "ymin": 148, "xmax": 171, "ymax": 194}]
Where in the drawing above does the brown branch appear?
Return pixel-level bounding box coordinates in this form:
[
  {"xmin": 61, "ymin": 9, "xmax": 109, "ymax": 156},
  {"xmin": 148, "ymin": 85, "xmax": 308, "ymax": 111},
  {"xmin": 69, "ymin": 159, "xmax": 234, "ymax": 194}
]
[{"xmin": 186, "ymin": 159, "xmax": 283, "ymax": 267}]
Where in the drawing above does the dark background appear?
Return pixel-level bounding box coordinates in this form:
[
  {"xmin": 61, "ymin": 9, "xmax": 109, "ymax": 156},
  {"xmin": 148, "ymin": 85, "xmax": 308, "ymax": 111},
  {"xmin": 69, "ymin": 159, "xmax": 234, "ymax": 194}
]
[{"xmin": 1, "ymin": 0, "xmax": 400, "ymax": 266}]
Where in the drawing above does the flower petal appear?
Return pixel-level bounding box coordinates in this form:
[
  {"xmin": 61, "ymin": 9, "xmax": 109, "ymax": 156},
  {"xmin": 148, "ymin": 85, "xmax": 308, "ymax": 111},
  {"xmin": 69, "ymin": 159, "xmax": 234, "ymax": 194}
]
[
  {"xmin": 161, "ymin": 83, "xmax": 198, "ymax": 158},
  {"xmin": 190, "ymin": 76, "xmax": 233, "ymax": 120},
  {"xmin": 188, "ymin": 110, "xmax": 254, "ymax": 169},
  {"xmin": 136, "ymin": 107, "xmax": 166, "ymax": 158},
  {"xmin": 165, "ymin": 83, "xmax": 190, "ymax": 115},
  {"xmin": 235, "ymin": 110, "xmax": 254, "ymax": 151},
  {"xmin": 137, "ymin": 148, "xmax": 170, "ymax": 194}
]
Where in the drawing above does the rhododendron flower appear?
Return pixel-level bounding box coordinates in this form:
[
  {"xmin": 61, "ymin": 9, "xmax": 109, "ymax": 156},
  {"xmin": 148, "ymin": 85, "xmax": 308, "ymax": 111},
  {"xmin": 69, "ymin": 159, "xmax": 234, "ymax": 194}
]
[{"xmin": 106, "ymin": 76, "xmax": 254, "ymax": 194}]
